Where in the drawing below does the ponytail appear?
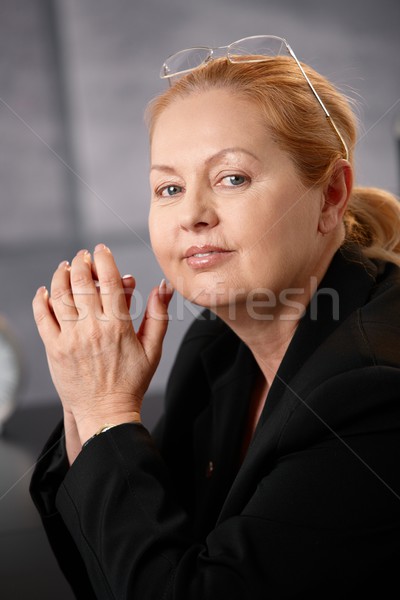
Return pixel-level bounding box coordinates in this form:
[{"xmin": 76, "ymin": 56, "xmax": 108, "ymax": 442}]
[{"xmin": 344, "ymin": 187, "xmax": 400, "ymax": 266}]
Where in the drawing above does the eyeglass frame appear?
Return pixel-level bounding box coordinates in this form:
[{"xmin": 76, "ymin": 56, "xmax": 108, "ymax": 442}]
[{"xmin": 160, "ymin": 35, "xmax": 349, "ymax": 161}]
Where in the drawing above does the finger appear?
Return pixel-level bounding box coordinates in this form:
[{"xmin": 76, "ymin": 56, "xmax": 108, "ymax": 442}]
[
  {"xmin": 50, "ymin": 260, "xmax": 79, "ymax": 326},
  {"xmin": 93, "ymin": 244, "xmax": 130, "ymax": 318},
  {"xmin": 70, "ymin": 249, "xmax": 101, "ymax": 318},
  {"xmin": 91, "ymin": 260, "xmax": 99, "ymax": 281},
  {"xmin": 93, "ymin": 274, "xmax": 135, "ymax": 311},
  {"xmin": 137, "ymin": 280, "xmax": 173, "ymax": 365},
  {"xmin": 121, "ymin": 275, "xmax": 135, "ymax": 312},
  {"xmin": 32, "ymin": 286, "xmax": 60, "ymax": 342}
]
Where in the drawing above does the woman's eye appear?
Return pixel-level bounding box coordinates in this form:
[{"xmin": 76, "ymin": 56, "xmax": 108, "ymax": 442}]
[
  {"xmin": 158, "ymin": 184, "xmax": 183, "ymax": 198},
  {"xmin": 221, "ymin": 174, "xmax": 247, "ymax": 187}
]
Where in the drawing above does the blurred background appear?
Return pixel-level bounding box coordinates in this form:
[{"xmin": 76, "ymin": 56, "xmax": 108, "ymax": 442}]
[{"xmin": 0, "ymin": 0, "xmax": 399, "ymax": 597}]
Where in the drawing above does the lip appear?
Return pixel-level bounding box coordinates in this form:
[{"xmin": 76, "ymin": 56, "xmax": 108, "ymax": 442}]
[{"xmin": 184, "ymin": 245, "xmax": 234, "ymax": 270}]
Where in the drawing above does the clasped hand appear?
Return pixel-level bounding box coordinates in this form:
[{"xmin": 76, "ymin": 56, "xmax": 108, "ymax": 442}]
[{"xmin": 32, "ymin": 244, "xmax": 173, "ymax": 447}]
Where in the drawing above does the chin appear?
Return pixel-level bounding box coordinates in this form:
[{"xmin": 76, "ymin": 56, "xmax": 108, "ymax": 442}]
[
  {"xmin": 181, "ymin": 287, "xmax": 220, "ymax": 307},
  {"xmin": 171, "ymin": 270, "xmax": 248, "ymax": 310},
  {"xmin": 185, "ymin": 286, "xmax": 246, "ymax": 316}
]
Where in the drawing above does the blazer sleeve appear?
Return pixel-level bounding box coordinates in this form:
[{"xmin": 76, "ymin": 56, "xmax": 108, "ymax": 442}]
[
  {"xmin": 29, "ymin": 422, "xmax": 98, "ymax": 599},
  {"xmin": 50, "ymin": 365, "xmax": 400, "ymax": 600}
]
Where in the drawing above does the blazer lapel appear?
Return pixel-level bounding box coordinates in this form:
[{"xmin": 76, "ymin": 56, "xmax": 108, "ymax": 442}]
[
  {"xmin": 192, "ymin": 336, "xmax": 257, "ymax": 536},
  {"xmin": 217, "ymin": 245, "xmax": 379, "ymax": 523}
]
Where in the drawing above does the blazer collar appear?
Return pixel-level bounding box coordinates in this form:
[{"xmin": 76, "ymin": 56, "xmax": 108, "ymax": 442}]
[
  {"xmin": 260, "ymin": 243, "xmax": 378, "ymax": 422},
  {"xmin": 201, "ymin": 243, "xmax": 378, "ymax": 403}
]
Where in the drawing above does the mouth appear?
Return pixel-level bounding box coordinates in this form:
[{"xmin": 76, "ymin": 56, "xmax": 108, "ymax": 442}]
[
  {"xmin": 184, "ymin": 245, "xmax": 231, "ymax": 258},
  {"xmin": 191, "ymin": 251, "xmax": 223, "ymax": 258},
  {"xmin": 184, "ymin": 245, "xmax": 234, "ymax": 269}
]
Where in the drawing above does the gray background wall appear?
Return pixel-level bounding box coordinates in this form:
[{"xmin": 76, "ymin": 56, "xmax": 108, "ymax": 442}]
[{"xmin": 0, "ymin": 0, "xmax": 399, "ymax": 597}]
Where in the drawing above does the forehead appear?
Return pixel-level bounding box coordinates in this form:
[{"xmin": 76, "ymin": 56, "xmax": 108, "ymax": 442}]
[{"xmin": 150, "ymin": 89, "xmax": 267, "ymax": 160}]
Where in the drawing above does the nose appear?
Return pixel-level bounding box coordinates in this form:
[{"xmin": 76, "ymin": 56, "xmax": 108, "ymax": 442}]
[{"xmin": 179, "ymin": 186, "xmax": 219, "ymax": 232}]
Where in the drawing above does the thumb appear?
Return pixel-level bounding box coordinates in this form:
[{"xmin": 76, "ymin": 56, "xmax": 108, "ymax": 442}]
[{"xmin": 137, "ymin": 279, "xmax": 173, "ymax": 366}]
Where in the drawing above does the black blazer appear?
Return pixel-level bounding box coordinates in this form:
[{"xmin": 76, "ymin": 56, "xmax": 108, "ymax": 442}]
[{"xmin": 30, "ymin": 245, "xmax": 400, "ymax": 599}]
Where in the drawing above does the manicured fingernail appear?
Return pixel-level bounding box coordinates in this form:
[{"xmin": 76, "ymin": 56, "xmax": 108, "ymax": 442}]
[
  {"xmin": 36, "ymin": 286, "xmax": 47, "ymax": 295},
  {"xmin": 58, "ymin": 260, "xmax": 69, "ymax": 269},
  {"xmin": 122, "ymin": 274, "xmax": 134, "ymax": 280},
  {"xmin": 94, "ymin": 243, "xmax": 109, "ymax": 253},
  {"xmin": 77, "ymin": 249, "xmax": 89, "ymax": 256},
  {"xmin": 159, "ymin": 278, "xmax": 174, "ymax": 305}
]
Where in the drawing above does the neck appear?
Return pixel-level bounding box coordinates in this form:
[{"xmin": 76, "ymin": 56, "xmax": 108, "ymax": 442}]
[
  {"xmin": 214, "ymin": 241, "xmax": 339, "ymax": 386},
  {"xmin": 217, "ymin": 305, "xmax": 300, "ymax": 387}
]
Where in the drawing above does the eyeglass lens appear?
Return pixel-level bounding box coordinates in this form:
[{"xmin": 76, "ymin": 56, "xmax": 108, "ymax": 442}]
[
  {"xmin": 163, "ymin": 48, "xmax": 211, "ymax": 77},
  {"xmin": 228, "ymin": 36, "xmax": 287, "ymax": 61}
]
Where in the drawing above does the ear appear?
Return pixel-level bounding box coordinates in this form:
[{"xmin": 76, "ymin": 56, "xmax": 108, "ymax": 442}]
[{"xmin": 318, "ymin": 159, "xmax": 353, "ymax": 235}]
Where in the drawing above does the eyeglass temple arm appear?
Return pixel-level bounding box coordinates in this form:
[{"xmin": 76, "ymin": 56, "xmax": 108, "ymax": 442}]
[
  {"xmin": 325, "ymin": 116, "xmax": 349, "ymax": 161},
  {"xmin": 287, "ymin": 45, "xmax": 349, "ymax": 161}
]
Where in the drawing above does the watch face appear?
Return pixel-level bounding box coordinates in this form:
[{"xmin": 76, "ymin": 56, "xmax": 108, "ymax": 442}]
[{"xmin": 0, "ymin": 323, "xmax": 22, "ymax": 426}]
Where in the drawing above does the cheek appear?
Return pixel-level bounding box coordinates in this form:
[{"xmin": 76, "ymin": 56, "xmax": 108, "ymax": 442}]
[
  {"xmin": 149, "ymin": 214, "xmax": 166, "ymax": 260},
  {"xmin": 149, "ymin": 212, "xmax": 177, "ymax": 272}
]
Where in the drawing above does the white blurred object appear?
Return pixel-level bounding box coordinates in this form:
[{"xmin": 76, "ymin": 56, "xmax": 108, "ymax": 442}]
[{"xmin": 0, "ymin": 316, "xmax": 23, "ymax": 434}]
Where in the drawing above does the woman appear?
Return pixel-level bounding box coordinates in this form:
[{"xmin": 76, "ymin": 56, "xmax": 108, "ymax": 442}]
[{"xmin": 30, "ymin": 36, "xmax": 400, "ymax": 598}]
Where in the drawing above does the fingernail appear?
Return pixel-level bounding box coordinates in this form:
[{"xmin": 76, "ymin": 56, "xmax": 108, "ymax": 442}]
[
  {"xmin": 159, "ymin": 278, "xmax": 174, "ymax": 305},
  {"xmin": 36, "ymin": 286, "xmax": 47, "ymax": 295},
  {"xmin": 122, "ymin": 274, "xmax": 134, "ymax": 280},
  {"xmin": 58, "ymin": 260, "xmax": 70, "ymax": 269},
  {"xmin": 77, "ymin": 249, "xmax": 89, "ymax": 256},
  {"xmin": 94, "ymin": 243, "xmax": 109, "ymax": 253}
]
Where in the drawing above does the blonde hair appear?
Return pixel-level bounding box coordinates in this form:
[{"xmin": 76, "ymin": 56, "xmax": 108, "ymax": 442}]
[{"xmin": 145, "ymin": 57, "xmax": 400, "ymax": 265}]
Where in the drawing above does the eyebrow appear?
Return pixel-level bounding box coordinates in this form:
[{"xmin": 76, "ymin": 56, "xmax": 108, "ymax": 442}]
[{"xmin": 150, "ymin": 147, "xmax": 260, "ymax": 174}]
